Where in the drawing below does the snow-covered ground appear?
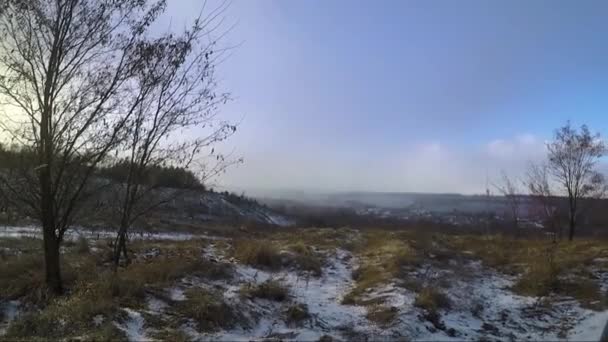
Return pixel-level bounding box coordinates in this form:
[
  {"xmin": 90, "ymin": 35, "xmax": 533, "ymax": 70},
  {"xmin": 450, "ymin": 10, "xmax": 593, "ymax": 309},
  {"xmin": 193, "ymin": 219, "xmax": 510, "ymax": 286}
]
[
  {"xmin": 0, "ymin": 301, "xmax": 20, "ymax": 336},
  {"xmin": 130, "ymin": 243, "xmax": 608, "ymax": 341},
  {"xmin": 1, "ymin": 229, "xmax": 606, "ymax": 341},
  {"xmin": 0, "ymin": 225, "xmax": 221, "ymax": 241}
]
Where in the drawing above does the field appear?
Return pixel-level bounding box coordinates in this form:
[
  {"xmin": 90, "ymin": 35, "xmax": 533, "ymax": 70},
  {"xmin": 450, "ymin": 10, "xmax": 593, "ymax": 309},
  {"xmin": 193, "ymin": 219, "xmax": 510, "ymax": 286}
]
[{"xmin": 0, "ymin": 226, "xmax": 607, "ymax": 341}]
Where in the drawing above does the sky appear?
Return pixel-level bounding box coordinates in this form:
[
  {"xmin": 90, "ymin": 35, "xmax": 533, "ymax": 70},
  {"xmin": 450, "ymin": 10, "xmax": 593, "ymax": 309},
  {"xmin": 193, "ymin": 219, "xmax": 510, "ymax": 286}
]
[{"xmin": 160, "ymin": 0, "xmax": 608, "ymax": 195}]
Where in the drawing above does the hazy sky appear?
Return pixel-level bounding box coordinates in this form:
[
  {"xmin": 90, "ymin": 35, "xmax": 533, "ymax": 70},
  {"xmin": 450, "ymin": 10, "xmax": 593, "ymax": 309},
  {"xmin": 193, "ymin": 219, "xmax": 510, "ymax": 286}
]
[{"xmin": 161, "ymin": 0, "xmax": 608, "ymax": 194}]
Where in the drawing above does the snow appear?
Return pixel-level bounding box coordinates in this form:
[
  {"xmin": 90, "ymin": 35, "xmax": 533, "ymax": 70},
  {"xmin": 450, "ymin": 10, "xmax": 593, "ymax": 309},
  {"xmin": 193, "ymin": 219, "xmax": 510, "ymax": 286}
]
[
  {"xmin": 146, "ymin": 296, "xmax": 168, "ymax": 313},
  {"xmin": 0, "ymin": 224, "xmax": 224, "ymax": 242},
  {"xmin": 169, "ymin": 287, "xmax": 186, "ymax": 301},
  {"xmin": 185, "ymin": 248, "xmax": 373, "ymax": 341},
  {"xmin": 114, "ymin": 308, "xmax": 149, "ymax": 342},
  {"xmin": 265, "ymin": 214, "xmax": 295, "ymax": 227},
  {"xmin": 2, "ymin": 229, "xmax": 606, "ymax": 341},
  {"xmin": 182, "ymin": 247, "xmax": 608, "ymax": 341},
  {"xmin": 568, "ymin": 310, "xmax": 608, "ymax": 342},
  {"xmin": 93, "ymin": 315, "xmax": 104, "ymax": 327},
  {"xmin": 0, "ymin": 301, "xmax": 20, "ymax": 336}
]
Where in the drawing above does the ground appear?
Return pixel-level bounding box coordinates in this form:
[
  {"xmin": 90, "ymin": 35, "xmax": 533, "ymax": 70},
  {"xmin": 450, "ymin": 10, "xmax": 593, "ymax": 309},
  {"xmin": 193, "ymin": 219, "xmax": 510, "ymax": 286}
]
[{"xmin": 0, "ymin": 225, "xmax": 607, "ymax": 341}]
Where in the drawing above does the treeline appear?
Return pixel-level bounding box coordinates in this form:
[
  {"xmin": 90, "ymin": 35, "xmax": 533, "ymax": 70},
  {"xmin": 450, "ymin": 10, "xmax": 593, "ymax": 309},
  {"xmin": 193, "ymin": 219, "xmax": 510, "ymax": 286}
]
[
  {"xmin": 98, "ymin": 160, "xmax": 204, "ymax": 190},
  {"xmin": 0, "ymin": 144, "xmax": 204, "ymax": 190}
]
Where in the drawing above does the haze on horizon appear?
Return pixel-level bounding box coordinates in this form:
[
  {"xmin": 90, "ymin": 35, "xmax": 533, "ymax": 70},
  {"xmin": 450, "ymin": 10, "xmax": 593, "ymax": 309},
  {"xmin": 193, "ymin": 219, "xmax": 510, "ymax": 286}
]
[{"xmin": 164, "ymin": 0, "xmax": 608, "ymax": 195}]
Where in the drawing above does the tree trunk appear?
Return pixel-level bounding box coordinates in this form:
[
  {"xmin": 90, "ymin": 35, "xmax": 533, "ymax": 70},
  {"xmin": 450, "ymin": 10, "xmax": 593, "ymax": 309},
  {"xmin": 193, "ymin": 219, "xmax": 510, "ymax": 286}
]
[
  {"xmin": 42, "ymin": 227, "xmax": 62, "ymax": 294},
  {"xmin": 113, "ymin": 230, "xmax": 127, "ymax": 267},
  {"xmin": 113, "ymin": 217, "xmax": 130, "ymax": 269},
  {"xmin": 600, "ymin": 318, "xmax": 608, "ymax": 342},
  {"xmin": 568, "ymin": 211, "xmax": 575, "ymax": 241}
]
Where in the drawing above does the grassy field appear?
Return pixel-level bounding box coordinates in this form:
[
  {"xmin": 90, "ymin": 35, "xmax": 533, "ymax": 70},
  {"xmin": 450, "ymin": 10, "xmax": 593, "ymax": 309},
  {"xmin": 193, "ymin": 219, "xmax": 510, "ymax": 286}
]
[{"xmin": 0, "ymin": 227, "xmax": 606, "ymax": 340}]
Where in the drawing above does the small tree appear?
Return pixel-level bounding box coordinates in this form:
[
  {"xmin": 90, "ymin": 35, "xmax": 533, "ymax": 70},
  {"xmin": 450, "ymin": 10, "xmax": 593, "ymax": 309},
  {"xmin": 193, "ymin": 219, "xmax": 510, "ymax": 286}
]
[
  {"xmin": 526, "ymin": 162, "xmax": 560, "ymax": 240},
  {"xmin": 493, "ymin": 171, "xmax": 522, "ymax": 233},
  {"xmin": 546, "ymin": 123, "xmax": 606, "ymax": 241},
  {"xmin": 110, "ymin": 5, "xmax": 239, "ymax": 267},
  {"xmin": 0, "ymin": 0, "xmax": 169, "ymax": 294}
]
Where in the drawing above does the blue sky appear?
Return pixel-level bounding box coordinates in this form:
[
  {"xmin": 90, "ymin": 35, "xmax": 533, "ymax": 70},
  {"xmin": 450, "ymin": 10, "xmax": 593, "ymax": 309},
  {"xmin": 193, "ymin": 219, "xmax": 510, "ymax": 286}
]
[{"xmin": 161, "ymin": 0, "xmax": 608, "ymax": 194}]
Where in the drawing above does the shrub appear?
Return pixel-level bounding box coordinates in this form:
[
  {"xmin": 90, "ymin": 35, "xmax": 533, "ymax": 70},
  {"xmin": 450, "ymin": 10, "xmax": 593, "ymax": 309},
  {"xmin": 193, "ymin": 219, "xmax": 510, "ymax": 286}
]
[
  {"xmin": 4, "ymin": 282, "xmax": 119, "ymax": 339},
  {"xmin": 414, "ymin": 287, "xmax": 451, "ymax": 312},
  {"xmin": 366, "ymin": 305, "xmax": 398, "ymax": 327},
  {"xmin": 176, "ymin": 288, "xmax": 236, "ymax": 331},
  {"xmin": 285, "ymin": 303, "xmax": 310, "ymax": 326},
  {"xmin": 0, "ymin": 253, "xmax": 46, "ymax": 302},
  {"xmin": 75, "ymin": 236, "xmax": 90, "ymax": 255},
  {"xmin": 288, "ymin": 243, "xmax": 324, "ymax": 276},
  {"xmin": 233, "ymin": 239, "xmax": 282, "ymax": 270},
  {"xmin": 242, "ymin": 279, "xmax": 290, "ymax": 302},
  {"xmin": 512, "ymin": 244, "xmax": 561, "ymax": 297}
]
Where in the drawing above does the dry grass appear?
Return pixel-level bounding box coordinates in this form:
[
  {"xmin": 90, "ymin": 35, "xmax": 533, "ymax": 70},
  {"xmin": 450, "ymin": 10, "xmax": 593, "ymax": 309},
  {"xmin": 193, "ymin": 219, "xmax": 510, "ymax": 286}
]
[
  {"xmin": 273, "ymin": 228, "xmax": 363, "ymax": 252},
  {"xmin": 285, "ymin": 303, "xmax": 310, "ymax": 326},
  {"xmin": 343, "ymin": 231, "xmax": 417, "ymax": 305},
  {"xmin": 414, "ymin": 286, "xmax": 451, "ymax": 312},
  {"xmin": 366, "ymin": 305, "xmax": 398, "ymax": 327},
  {"xmin": 2, "ymin": 237, "xmax": 236, "ymax": 339},
  {"xmin": 3, "ymin": 230, "xmax": 607, "ymax": 339},
  {"xmin": 0, "ymin": 253, "xmax": 46, "ymax": 301},
  {"xmin": 241, "ymin": 279, "xmax": 290, "ymax": 302},
  {"xmin": 447, "ymin": 235, "xmax": 608, "ymax": 310},
  {"xmin": 0, "ymin": 237, "xmax": 40, "ymax": 253},
  {"xmin": 288, "ymin": 241, "xmax": 324, "ymax": 276},
  {"xmin": 150, "ymin": 328, "xmax": 190, "ymax": 342},
  {"xmin": 176, "ymin": 288, "xmax": 237, "ymax": 332},
  {"xmin": 74, "ymin": 236, "xmax": 91, "ymax": 255},
  {"xmin": 5, "ymin": 269, "xmax": 122, "ymax": 339},
  {"xmin": 232, "ymin": 239, "xmax": 283, "ymax": 270}
]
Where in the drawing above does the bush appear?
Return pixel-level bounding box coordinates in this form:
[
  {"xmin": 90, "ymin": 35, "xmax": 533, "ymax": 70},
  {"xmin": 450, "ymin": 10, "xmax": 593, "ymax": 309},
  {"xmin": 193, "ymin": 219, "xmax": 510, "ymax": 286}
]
[
  {"xmin": 0, "ymin": 253, "xmax": 46, "ymax": 302},
  {"xmin": 233, "ymin": 239, "xmax": 282, "ymax": 270},
  {"xmin": 75, "ymin": 236, "xmax": 90, "ymax": 255},
  {"xmin": 5, "ymin": 282, "xmax": 120, "ymax": 339},
  {"xmin": 289, "ymin": 242, "xmax": 324, "ymax": 276},
  {"xmin": 366, "ymin": 305, "xmax": 398, "ymax": 327},
  {"xmin": 242, "ymin": 279, "xmax": 290, "ymax": 302},
  {"xmin": 512, "ymin": 245, "xmax": 561, "ymax": 297},
  {"xmin": 414, "ymin": 287, "xmax": 451, "ymax": 312},
  {"xmin": 285, "ymin": 303, "xmax": 310, "ymax": 326},
  {"xmin": 177, "ymin": 288, "xmax": 236, "ymax": 331}
]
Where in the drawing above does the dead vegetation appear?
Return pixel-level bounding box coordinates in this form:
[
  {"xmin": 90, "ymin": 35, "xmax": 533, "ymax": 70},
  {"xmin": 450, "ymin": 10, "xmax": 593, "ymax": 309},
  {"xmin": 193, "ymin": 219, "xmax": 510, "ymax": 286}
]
[
  {"xmin": 342, "ymin": 231, "xmax": 417, "ymax": 305},
  {"xmin": 414, "ymin": 286, "xmax": 451, "ymax": 312},
  {"xmin": 285, "ymin": 303, "xmax": 310, "ymax": 326},
  {"xmin": 233, "ymin": 239, "xmax": 283, "ymax": 270},
  {"xmin": 0, "ymin": 237, "xmax": 237, "ymax": 339},
  {"xmin": 241, "ymin": 279, "xmax": 290, "ymax": 302},
  {"xmin": 1, "ymin": 228, "xmax": 607, "ymax": 340},
  {"xmin": 446, "ymin": 235, "xmax": 608, "ymax": 309},
  {"xmin": 176, "ymin": 288, "xmax": 237, "ymax": 332},
  {"xmin": 341, "ymin": 230, "xmax": 608, "ymax": 316},
  {"xmin": 365, "ymin": 305, "xmax": 398, "ymax": 327},
  {"xmin": 232, "ymin": 236, "xmax": 326, "ymax": 276}
]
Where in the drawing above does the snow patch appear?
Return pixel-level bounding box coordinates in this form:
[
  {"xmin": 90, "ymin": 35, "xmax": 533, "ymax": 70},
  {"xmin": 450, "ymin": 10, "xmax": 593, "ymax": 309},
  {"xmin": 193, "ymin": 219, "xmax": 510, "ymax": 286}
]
[
  {"xmin": 0, "ymin": 301, "xmax": 20, "ymax": 336},
  {"xmin": 114, "ymin": 308, "xmax": 149, "ymax": 342},
  {"xmin": 0, "ymin": 225, "xmax": 225, "ymax": 242},
  {"xmin": 169, "ymin": 287, "xmax": 186, "ymax": 301}
]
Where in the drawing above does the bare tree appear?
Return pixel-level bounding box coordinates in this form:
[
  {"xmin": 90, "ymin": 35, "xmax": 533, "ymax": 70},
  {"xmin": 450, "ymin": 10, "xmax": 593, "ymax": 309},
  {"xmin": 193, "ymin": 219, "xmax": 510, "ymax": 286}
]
[
  {"xmin": 0, "ymin": 0, "xmax": 168, "ymax": 294},
  {"xmin": 526, "ymin": 162, "xmax": 560, "ymax": 240},
  {"xmin": 493, "ymin": 171, "xmax": 522, "ymax": 232},
  {"xmin": 546, "ymin": 123, "xmax": 606, "ymax": 241},
  {"xmin": 109, "ymin": 4, "xmax": 239, "ymax": 267}
]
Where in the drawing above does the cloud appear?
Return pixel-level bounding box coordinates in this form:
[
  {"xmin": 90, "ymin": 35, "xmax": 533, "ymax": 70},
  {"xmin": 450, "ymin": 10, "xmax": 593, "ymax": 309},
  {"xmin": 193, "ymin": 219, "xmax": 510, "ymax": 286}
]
[{"xmin": 215, "ymin": 134, "xmax": 549, "ymax": 195}]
